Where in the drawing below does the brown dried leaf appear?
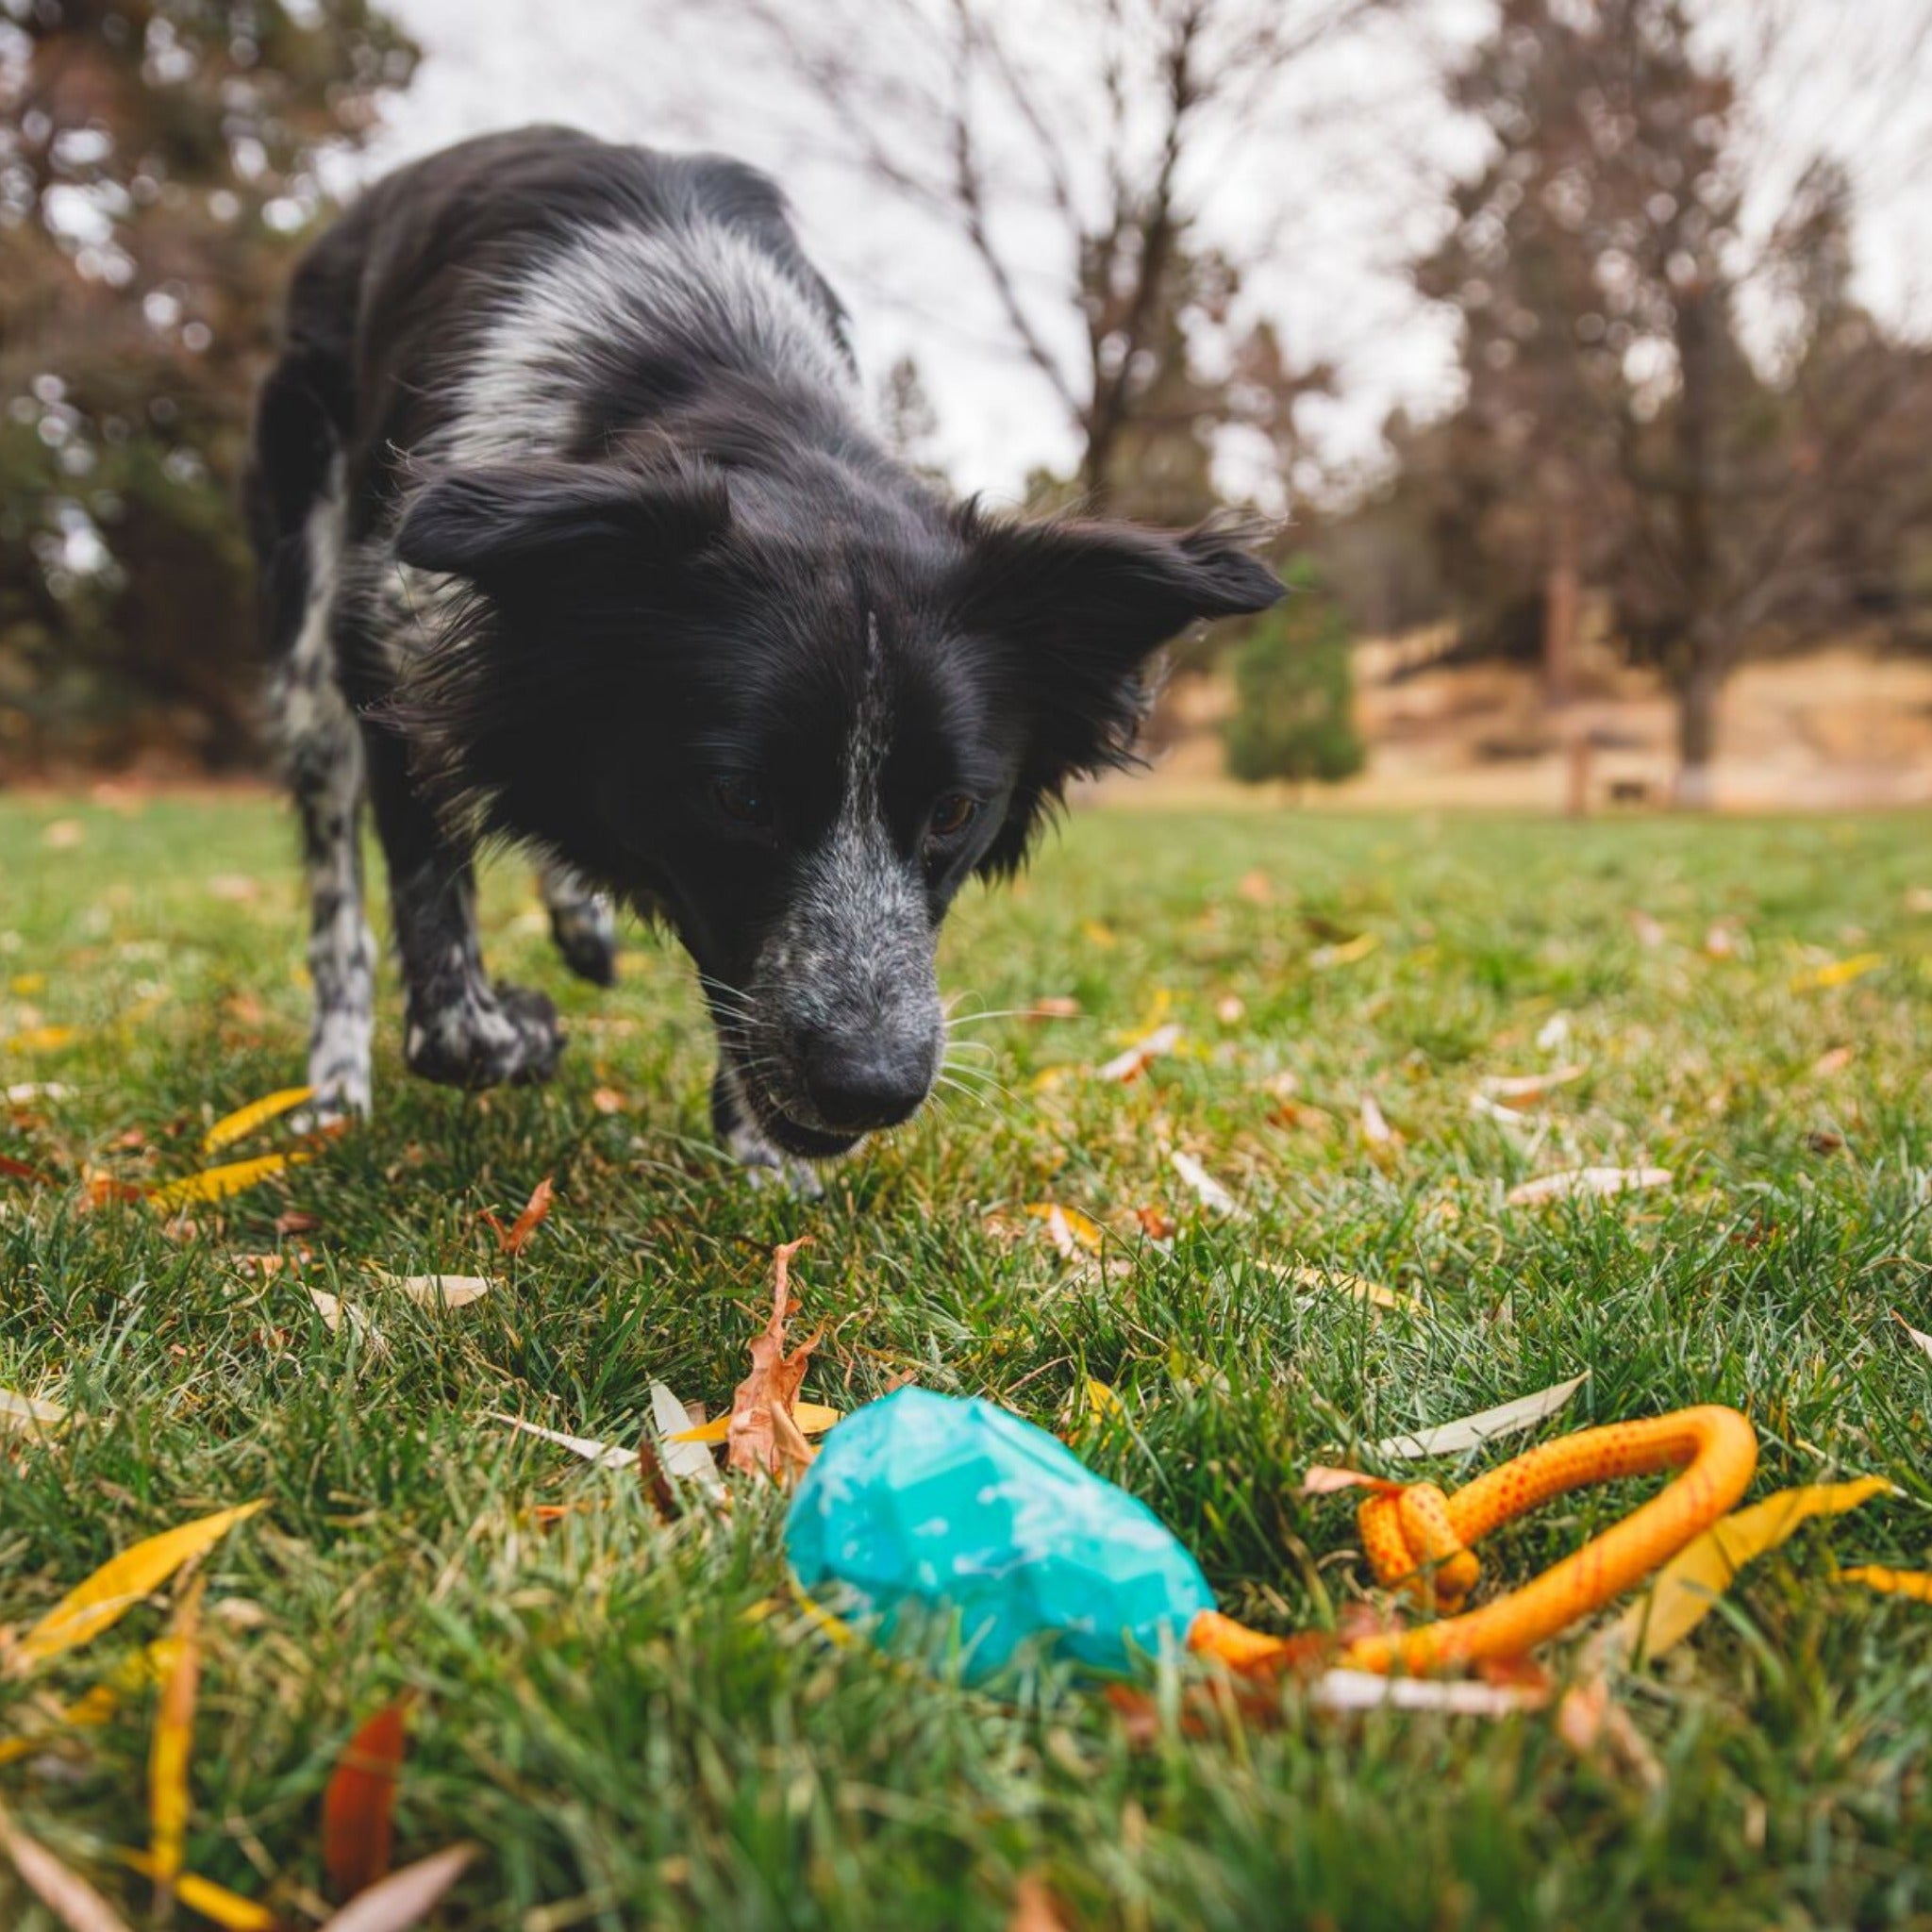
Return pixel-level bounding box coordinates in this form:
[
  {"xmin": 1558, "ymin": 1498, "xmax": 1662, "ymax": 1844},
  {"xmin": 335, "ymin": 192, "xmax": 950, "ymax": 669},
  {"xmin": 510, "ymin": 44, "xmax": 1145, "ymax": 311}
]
[
  {"xmin": 491, "ymin": 1175, "xmax": 555, "ymax": 1257},
  {"xmin": 323, "ymin": 1696, "xmax": 413, "ymax": 1900},
  {"xmin": 726, "ymin": 1239, "xmax": 822, "ymax": 1482},
  {"xmin": 1007, "ymin": 1873, "xmax": 1071, "ymax": 1932}
]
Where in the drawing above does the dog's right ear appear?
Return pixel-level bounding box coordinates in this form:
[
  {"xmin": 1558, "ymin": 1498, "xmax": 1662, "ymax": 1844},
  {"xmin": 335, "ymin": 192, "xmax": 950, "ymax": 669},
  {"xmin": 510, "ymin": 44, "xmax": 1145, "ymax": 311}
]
[{"xmin": 394, "ymin": 459, "xmax": 730, "ymax": 593}]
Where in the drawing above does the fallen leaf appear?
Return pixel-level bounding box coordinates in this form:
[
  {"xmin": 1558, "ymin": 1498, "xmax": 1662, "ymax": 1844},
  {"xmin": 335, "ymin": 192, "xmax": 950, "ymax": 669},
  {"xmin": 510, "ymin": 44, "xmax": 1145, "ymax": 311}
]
[
  {"xmin": 78, "ymin": 1171, "xmax": 146, "ymax": 1209},
  {"xmin": 8, "ymin": 1502, "xmax": 266, "ymax": 1675},
  {"xmin": 1476, "ymin": 1065, "xmax": 1588, "ymax": 1105},
  {"xmin": 488, "ymin": 1413, "xmax": 635, "ymax": 1473},
  {"xmin": 316, "ymin": 1842, "xmax": 475, "ymax": 1932},
  {"xmin": 1506, "ymin": 1166, "xmax": 1671, "ymax": 1207},
  {"xmin": 1310, "ymin": 932, "xmax": 1380, "ymax": 970},
  {"xmin": 1613, "ymin": 1475, "xmax": 1892, "ymax": 1663},
  {"xmin": 148, "ymin": 1151, "xmax": 310, "ymax": 1211},
  {"xmin": 7, "ymin": 1082, "xmax": 74, "ymax": 1104},
  {"xmin": 1368, "ymin": 1374, "xmax": 1588, "ymax": 1461},
  {"xmin": 0, "ymin": 1799, "xmax": 134, "ymax": 1932},
  {"xmin": 1628, "ymin": 911, "xmax": 1666, "ymax": 949},
  {"xmin": 1008, "ymin": 1872, "xmax": 1071, "ymax": 1932},
  {"xmin": 42, "ymin": 819, "xmax": 83, "ymax": 849},
  {"xmin": 668, "ymin": 1403, "xmax": 840, "ymax": 1444},
  {"xmin": 1024, "ymin": 1201, "xmax": 1103, "ymax": 1255},
  {"xmin": 1893, "ymin": 1311, "xmax": 1932, "ymax": 1362},
  {"xmin": 1308, "ymin": 1669, "xmax": 1541, "ymax": 1715},
  {"xmin": 727, "ymin": 1239, "xmax": 822, "ymax": 1482},
  {"xmin": 1810, "ymin": 1044, "xmax": 1855, "ymax": 1077},
  {"xmin": 1358, "ymin": 1094, "xmax": 1398, "ymax": 1146},
  {"xmin": 6, "ymin": 1024, "xmax": 78, "ymax": 1054},
  {"xmin": 323, "ymin": 1697, "xmax": 412, "ymax": 1900},
  {"xmin": 275, "ymin": 1210, "xmax": 321, "ymax": 1237},
  {"xmin": 380, "ymin": 1274, "xmax": 491, "ymax": 1310},
  {"xmin": 1297, "ymin": 1465, "xmax": 1404, "ymax": 1498},
  {"xmin": 1096, "ymin": 1022, "xmax": 1181, "ymax": 1083},
  {"xmin": 1027, "ymin": 996, "xmax": 1081, "ymax": 1020},
  {"xmin": 1170, "ymin": 1149, "xmax": 1237, "ymax": 1214},
  {"xmin": 1288, "ymin": 1265, "xmax": 1422, "ymax": 1313},
  {"xmin": 0, "ymin": 1389, "xmax": 67, "ymax": 1437},
  {"xmin": 1840, "ymin": 1564, "xmax": 1932, "ymax": 1603},
  {"xmin": 0, "ymin": 1152, "xmax": 58, "ymax": 1186},
  {"xmin": 147, "ymin": 1578, "xmax": 204, "ymax": 1891},
  {"xmin": 1134, "ymin": 1205, "xmax": 1175, "ymax": 1241},
  {"xmin": 590, "ymin": 1086, "xmax": 627, "ymax": 1114},
  {"xmin": 1237, "ymin": 869, "xmax": 1273, "ymax": 905},
  {"xmin": 1790, "ymin": 952, "xmax": 1885, "ymax": 992},
  {"xmin": 117, "ymin": 1856, "xmax": 277, "ymax": 1930},
  {"xmin": 1215, "ymin": 993, "xmax": 1245, "ymax": 1024},
  {"xmin": 202, "ymin": 1086, "xmax": 314, "ymax": 1155},
  {"xmin": 650, "ymin": 1383, "xmax": 728, "ymax": 1493},
  {"xmin": 1554, "ymin": 1674, "xmax": 1663, "ymax": 1789},
  {"xmin": 488, "ymin": 1175, "xmax": 554, "ymax": 1257}
]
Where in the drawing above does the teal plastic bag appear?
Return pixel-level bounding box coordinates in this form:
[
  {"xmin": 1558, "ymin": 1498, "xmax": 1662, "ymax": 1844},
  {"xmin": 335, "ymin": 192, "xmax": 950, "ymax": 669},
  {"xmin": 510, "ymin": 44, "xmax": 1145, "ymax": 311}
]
[{"xmin": 785, "ymin": 1387, "xmax": 1214, "ymax": 1680}]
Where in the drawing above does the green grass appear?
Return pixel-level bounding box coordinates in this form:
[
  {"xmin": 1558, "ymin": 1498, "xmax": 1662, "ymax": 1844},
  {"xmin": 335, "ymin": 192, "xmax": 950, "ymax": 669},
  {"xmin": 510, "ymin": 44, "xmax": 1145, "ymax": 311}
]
[{"xmin": 2, "ymin": 796, "xmax": 1930, "ymax": 1930}]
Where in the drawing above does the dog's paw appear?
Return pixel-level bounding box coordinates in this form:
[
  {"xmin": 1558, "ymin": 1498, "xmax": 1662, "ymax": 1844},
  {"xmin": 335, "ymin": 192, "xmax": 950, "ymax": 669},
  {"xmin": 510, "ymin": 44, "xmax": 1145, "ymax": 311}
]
[
  {"xmin": 549, "ymin": 896, "xmax": 619, "ymax": 987},
  {"xmin": 406, "ymin": 982, "xmax": 564, "ymax": 1090}
]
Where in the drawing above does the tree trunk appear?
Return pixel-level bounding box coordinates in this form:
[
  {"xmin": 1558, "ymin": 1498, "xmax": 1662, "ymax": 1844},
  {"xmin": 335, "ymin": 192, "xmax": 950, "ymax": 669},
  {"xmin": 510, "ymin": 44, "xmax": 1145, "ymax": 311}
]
[
  {"xmin": 1672, "ymin": 655, "xmax": 1723, "ymax": 810},
  {"xmin": 1543, "ymin": 498, "xmax": 1579, "ymax": 707}
]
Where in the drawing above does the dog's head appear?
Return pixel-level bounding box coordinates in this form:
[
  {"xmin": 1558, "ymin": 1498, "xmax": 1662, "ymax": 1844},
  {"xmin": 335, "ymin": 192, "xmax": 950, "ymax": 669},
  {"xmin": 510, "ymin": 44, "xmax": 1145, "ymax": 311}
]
[{"xmin": 391, "ymin": 457, "xmax": 1282, "ymax": 1155}]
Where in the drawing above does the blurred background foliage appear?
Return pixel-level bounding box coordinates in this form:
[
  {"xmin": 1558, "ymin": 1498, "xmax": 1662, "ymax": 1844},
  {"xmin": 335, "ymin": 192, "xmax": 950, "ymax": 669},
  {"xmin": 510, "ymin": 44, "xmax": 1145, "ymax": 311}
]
[
  {"xmin": 2, "ymin": 0, "xmax": 1930, "ymax": 802},
  {"xmin": 0, "ymin": 0, "xmax": 414, "ymax": 772}
]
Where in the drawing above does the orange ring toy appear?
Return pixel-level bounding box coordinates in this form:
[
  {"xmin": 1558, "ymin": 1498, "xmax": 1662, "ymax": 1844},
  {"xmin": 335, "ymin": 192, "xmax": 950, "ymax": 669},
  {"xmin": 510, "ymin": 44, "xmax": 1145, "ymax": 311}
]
[{"xmin": 1190, "ymin": 1405, "xmax": 1757, "ymax": 1676}]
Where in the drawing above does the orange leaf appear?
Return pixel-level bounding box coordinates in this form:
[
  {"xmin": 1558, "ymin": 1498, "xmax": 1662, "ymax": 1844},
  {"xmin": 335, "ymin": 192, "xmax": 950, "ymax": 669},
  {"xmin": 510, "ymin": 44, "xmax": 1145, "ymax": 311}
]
[
  {"xmin": 726, "ymin": 1239, "xmax": 822, "ymax": 1482},
  {"xmin": 0, "ymin": 1153, "xmax": 57, "ymax": 1186},
  {"xmin": 1008, "ymin": 1873, "xmax": 1071, "ymax": 1932},
  {"xmin": 495, "ymin": 1175, "xmax": 554, "ymax": 1257},
  {"xmin": 323, "ymin": 1696, "xmax": 413, "ymax": 1900}
]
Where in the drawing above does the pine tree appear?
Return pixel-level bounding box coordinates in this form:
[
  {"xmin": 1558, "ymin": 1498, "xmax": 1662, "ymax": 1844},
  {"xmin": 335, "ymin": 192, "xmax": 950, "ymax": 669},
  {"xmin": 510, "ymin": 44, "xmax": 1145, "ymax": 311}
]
[{"xmin": 1223, "ymin": 559, "xmax": 1364, "ymax": 791}]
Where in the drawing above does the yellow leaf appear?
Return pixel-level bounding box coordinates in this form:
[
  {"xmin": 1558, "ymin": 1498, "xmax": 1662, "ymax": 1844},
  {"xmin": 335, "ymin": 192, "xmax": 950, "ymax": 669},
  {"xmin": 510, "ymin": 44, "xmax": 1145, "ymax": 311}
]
[
  {"xmin": 1083, "ymin": 1378, "xmax": 1124, "ymax": 1420},
  {"xmin": 119, "ymin": 1856, "xmax": 278, "ymax": 1932},
  {"xmin": 1024, "ymin": 1202, "xmax": 1104, "ymax": 1253},
  {"xmin": 668, "ymin": 1402, "xmax": 840, "ymax": 1444},
  {"xmin": 147, "ymin": 1579, "xmax": 204, "ymax": 1889},
  {"xmin": 1840, "ymin": 1564, "xmax": 1932, "ymax": 1604},
  {"xmin": 0, "ymin": 1641, "xmax": 180, "ymax": 1766},
  {"xmin": 1615, "ymin": 1475, "xmax": 1892, "ymax": 1662},
  {"xmin": 1790, "ymin": 952, "xmax": 1885, "ymax": 992},
  {"xmin": 202, "ymin": 1086, "xmax": 314, "ymax": 1154},
  {"xmin": 148, "ymin": 1152, "xmax": 310, "ymax": 1210},
  {"xmin": 1310, "ymin": 931, "xmax": 1380, "ymax": 970},
  {"xmin": 9, "ymin": 1502, "xmax": 266, "ymax": 1675},
  {"xmin": 1288, "ymin": 1265, "xmax": 1422, "ymax": 1313},
  {"xmin": 0, "ymin": 1389, "xmax": 68, "ymax": 1437},
  {"xmin": 6, "ymin": 1024, "xmax": 78, "ymax": 1054}
]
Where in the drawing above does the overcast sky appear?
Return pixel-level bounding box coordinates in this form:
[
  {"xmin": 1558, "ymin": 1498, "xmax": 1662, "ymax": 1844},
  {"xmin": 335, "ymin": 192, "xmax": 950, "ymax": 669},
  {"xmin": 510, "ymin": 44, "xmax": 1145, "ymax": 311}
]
[{"xmin": 353, "ymin": 0, "xmax": 1932, "ymax": 510}]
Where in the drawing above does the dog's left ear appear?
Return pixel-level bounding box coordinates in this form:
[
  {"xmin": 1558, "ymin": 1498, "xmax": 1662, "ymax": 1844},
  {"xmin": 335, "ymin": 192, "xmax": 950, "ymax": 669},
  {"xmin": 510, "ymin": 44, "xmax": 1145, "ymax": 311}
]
[{"xmin": 955, "ymin": 516, "xmax": 1284, "ymax": 871}]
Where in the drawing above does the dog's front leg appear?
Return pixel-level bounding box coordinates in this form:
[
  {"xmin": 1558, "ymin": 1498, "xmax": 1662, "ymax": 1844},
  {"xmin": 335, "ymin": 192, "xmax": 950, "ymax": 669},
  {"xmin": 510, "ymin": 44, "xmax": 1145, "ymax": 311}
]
[
  {"xmin": 710, "ymin": 1064, "xmax": 824, "ymax": 1199},
  {"xmin": 362, "ymin": 729, "xmax": 564, "ymax": 1091}
]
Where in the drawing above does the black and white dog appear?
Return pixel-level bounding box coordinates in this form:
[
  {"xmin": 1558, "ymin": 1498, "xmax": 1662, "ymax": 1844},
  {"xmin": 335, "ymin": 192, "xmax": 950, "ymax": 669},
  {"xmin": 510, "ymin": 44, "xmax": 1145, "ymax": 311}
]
[{"xmin": 247, "ymin": 126, "xmax": 1281, "ymax": 1176}]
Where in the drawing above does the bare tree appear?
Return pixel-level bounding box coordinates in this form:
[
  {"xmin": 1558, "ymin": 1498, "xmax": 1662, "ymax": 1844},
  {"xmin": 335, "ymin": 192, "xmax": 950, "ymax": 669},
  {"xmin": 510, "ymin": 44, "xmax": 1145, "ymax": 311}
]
[{"xmin": 691, "ymin": 0, "xmax": 1397, "ymax": 516}]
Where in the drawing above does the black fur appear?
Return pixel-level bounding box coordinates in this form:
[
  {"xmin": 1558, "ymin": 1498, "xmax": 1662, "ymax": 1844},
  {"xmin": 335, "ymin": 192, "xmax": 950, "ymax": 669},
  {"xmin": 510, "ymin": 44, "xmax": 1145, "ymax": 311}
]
[{"xmin": 247, "ymin": 125, "xmax": 1282, "ymax": 1160}]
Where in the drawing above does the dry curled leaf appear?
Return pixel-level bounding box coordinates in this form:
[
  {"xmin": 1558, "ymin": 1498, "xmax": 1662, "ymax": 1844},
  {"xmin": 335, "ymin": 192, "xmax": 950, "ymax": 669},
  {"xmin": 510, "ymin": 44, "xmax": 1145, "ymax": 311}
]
[
  {"xmin": 0, "ymin": 1389, "xmax": 68, "ymax": 1438},
  {"xmin": 488, "ymin": 1413, "xmax": 636, "ymax": 1473},
  {"xmin": 1506, "ymin": 1167, "xmax": 1671, "ymax": 1208},
  {"xmin": 1368, "ymin": 1374, "xmax": 1588, "ymax": 1462},
  {"xmin": 650, "ymin": 1383, "xmax": 727, "ymax": 1494},
  {"xmin": 727, "ymin": 1239, "xmax": 822, "ymax": 1482},
  {"xmin": 380, "ymin": 1273, "xmax": 491, "ymax": 1310},
  {"xmin": 1288, "ymin": 1265, "xmax": 1421, "ymax": 1313},
  {"xmin": 0, "ymin": 1152, "xmax": 58, "ymax": 1186},
  {"xmin": 1894, "ymin": 1311, "xmax": 1932, "ymax": 1363},
  {"xmin": 483, "ymin": 1174, "xmax": 554, "ymax": 1256}
]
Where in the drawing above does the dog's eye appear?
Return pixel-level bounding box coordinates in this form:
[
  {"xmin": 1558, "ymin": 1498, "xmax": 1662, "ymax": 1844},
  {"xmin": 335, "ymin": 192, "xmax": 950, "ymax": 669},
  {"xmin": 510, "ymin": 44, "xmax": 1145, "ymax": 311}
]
[
  {"xmin": 714, "ymin": 776, "xmax": 773, "ymax": 828},
  {"xmin": 927, "ymin": 792, "xmax": 978, "ymax": 841}
]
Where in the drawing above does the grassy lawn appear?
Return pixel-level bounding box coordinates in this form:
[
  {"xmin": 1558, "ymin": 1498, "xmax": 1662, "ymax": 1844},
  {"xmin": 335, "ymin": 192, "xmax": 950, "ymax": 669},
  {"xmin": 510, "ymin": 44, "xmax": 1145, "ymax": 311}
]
[{"xmin": 2, "ymin": 794, "xmax": 1930, "ymax": 1930}]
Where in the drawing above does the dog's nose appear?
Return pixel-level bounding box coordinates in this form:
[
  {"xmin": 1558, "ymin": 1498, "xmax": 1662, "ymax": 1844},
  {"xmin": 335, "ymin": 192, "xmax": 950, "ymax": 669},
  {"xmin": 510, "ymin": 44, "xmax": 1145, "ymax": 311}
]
[{"xmin": 799, "ymin": 1029, "xmax": 932, "ymax": 1133}]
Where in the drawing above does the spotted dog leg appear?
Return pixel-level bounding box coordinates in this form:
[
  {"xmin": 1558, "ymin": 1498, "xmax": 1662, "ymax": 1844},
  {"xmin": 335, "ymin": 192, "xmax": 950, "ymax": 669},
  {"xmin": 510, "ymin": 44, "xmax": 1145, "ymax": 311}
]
[
  {"xmin": 539, "ymin": 858, "xmax": 619, "ymax": 986},
  {"xmin": 710, "ymin": 1063, "xmax": 824, "ymax": 1199},
  {"xmin": 270, "ymin": 488, "xmax": 375, "ymax": 1121},
  {"xmin": 361, "ymin": 727, "xmax": 564, "ymax": 1091}
]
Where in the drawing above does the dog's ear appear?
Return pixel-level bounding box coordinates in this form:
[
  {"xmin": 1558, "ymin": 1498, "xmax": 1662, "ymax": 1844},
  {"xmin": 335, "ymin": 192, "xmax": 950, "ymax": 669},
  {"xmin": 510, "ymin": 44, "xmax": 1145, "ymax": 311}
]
[
  {"xmin": 955, "ymin": 515, "xmax": 1283, "ymax": 872},
  {"xmin": 394, "ymin": 459, "xmax": 729, "ymax": 593}
]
